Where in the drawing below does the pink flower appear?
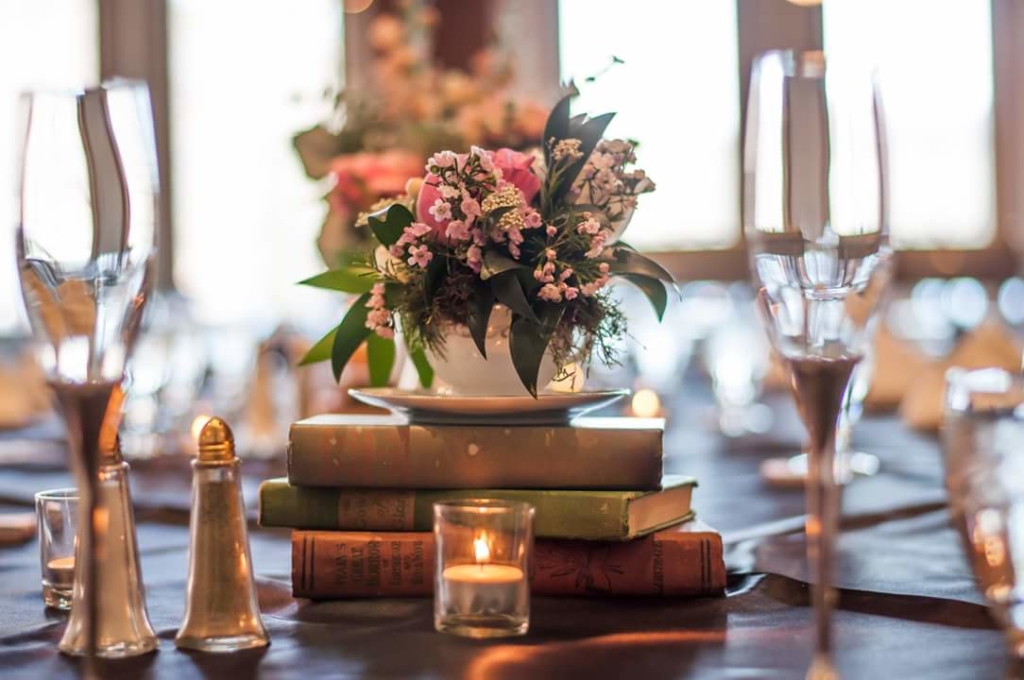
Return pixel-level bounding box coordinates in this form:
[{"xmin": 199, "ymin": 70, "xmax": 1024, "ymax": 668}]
[
  {"xmin": 416, "ymin": 147, "xmax": 541, "ymax": 238},
  {"xmin": 429, "ymin": 199, "xmax": 452, "ymax": 222},
  {"xmin": 327, "ymin": 150, "xmax": 423, "ymax": 214},
  {"xmin": 426, "ymin": 150, "xmax": 457, "ymax": 171},
  {"xmin": 546, "ymin": 225, "xmax": 557, "ymax": 237},
  {"xmin": 461, "ymin": 196, "xmax": 482, "ymax": 219},
  {"xmin": 492, "ymin": 148, "xmax": 541, "ymax": 204},
  {"xmin": 445, "ymin": 219, "xmax": 471, "ymax": 241},
  {"xmin": 538, "ymin": 283, "xmax": 562, "ymax": 302},
  {"xmin": 585, "ymin": 233, "xmax": 607, "ymax": 259},
  {"xmin": 524, "ymin": 208, "xmax": 542, "ymax": 229},
  {"xmin": 564, "ymin": 286, "xmax": 579, "ymax": 300},
  {"xmin": 407, "ymin": 244, "xmax": 433, "ymax": 268},
  {"xmin": 375, "ymin": 326, "xmax": 395, "ymax": 339},
  {"xmin": 467, "ymin": 245, "xmax": 483, "ymax": 273}
]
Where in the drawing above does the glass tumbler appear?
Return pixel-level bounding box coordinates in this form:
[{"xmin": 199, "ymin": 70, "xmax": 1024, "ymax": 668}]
[
  {"xmin": 36, "ymin": 488, "xmax": 77, "ymax": 610},
  {"xmin": 943, "ymin": 367, "xmax": 1024, "ymax": 656},
  {"xmin": 434, "ymin": 500, "xmax": 534, "ymax": 639}
]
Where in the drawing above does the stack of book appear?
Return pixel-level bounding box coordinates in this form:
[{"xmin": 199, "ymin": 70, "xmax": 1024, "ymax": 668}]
[{"xmin": 258, "ymin": 414, "xmax": 725, "ymax": 598}]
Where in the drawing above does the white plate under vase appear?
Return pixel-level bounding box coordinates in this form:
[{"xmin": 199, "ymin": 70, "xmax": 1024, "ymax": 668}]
[{"xmin": 348, "ymin": 387, "xmax": 629, "ymax": 426}]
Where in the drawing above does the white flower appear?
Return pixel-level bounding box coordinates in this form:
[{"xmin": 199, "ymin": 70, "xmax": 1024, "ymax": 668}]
[
  {"xmin": 427, "ymin": 150, "xmax": 457, "ymax": 171},
  {"xmin": 552, "ymin": 138, "xmax": 584, "ymax": 162},
  {"xmin": 439, "ymin": 184, "xmax": 461, "ymax": 199},
  {"xmin": 429, "ymin": 199, "xmax": 453, "ymax": 222}
]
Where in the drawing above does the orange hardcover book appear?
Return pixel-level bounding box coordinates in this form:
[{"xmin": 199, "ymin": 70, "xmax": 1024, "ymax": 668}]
[{"xmin": 292, "ymin": 521, "xmax": 725, "ymax": 599}]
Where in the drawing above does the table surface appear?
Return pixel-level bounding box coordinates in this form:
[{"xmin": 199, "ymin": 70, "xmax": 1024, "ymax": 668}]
[{"xmin": 0, "ymin": 390, "xmax": 1017, "ymax": 680}]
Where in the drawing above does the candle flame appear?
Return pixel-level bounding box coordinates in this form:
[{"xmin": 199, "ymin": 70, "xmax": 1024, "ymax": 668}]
[{"xmin": 474, "ymin": 534, "xmax": 491, "ymax": 564}]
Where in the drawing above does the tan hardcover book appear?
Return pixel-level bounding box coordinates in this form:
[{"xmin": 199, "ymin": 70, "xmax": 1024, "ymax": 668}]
[
  {"xmin": 287, "ymin": 414, "xmax": 664, "ymax": 490},
  {"xmin": 292, "ymin": 521, "xmax": 725, "ymax": 599}
]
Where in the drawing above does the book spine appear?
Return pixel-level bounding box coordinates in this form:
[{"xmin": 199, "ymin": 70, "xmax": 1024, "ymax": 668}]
[
  {"xmin": 291, "ymin": 531, "xmax": 725, "ymax": 598},
  {"xmin": 260, "ymin": 480, "xmax": 635, "ymax": 540},
  {"xmin": 287, "ymin": 423, "xmax": 662, "ymax": 490}
]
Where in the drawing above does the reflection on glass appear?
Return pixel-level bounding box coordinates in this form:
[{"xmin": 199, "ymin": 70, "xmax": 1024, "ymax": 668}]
[
  {"xmin": 824, "ymin": 0, "xmax": 995, "ymax": 248},
  {"xmin": 559, "ymin": 0, "xmax": 740, "ymax": 249},
  {"xmin": 0, "ymin": 0, "xmax": 97, "ymax": 333}
]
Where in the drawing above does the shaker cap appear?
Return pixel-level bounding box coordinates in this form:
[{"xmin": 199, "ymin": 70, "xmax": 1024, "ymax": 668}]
[{"xmin": 197, "ymin": 417, "xmax": 236, "ymax": 462}]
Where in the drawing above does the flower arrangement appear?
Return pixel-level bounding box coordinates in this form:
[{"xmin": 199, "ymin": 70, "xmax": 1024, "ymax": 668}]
[
  {"xmin": 299, "ymin": 94, "xmax": 674, "ymax": 397},
  {"xmin": 294, "ymin": 3, "xmax": 550, "ymax": 265}
]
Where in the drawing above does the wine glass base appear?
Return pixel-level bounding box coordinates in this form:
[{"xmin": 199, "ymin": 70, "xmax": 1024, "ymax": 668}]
[
  {"xmin": 760, "ymin": 451, "xmax": 880, "ymax": 488},
  {"xmin": 59, "ymin": 636, "xmax": 159, "ymax": 659},
  {"xmin": 174, "ymin": 633, "xmax": 270, "ymax": 653}
]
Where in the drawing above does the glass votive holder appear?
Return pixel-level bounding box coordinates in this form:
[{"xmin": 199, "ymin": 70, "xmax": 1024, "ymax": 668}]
[
  {"xmin": 433, "ymin": 499, "xmax": 534, "ymax": 638},
  {"xmin": 35, "ymin": 488, "xmax": 77, "ymax": 610}
]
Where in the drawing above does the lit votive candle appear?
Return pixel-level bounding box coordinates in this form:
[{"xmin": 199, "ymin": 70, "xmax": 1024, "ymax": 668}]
[
  {"xmin": 35, "ymin": 488, "xmax": 78, "ymax": 611},
  {"xmin": 434, "ymin": 500, "xmax": 534, "ymax": 638}
]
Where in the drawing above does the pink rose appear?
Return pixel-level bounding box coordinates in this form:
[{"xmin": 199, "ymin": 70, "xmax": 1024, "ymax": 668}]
[
  {"xmin": 492, "ymin": 148, "xmax": 541, "ymax": 204},
  {"xmin": 327, "ymin": 150, "xmax": 423, "ymax": 213},
  {"xmin": 415, "ymin": 148, "xmax": 541, "ymax": 238}
]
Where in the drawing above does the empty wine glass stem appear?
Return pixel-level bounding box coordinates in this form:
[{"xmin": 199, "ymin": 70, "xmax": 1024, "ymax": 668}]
[{"xmin": 806, "ymin": 437, "xmax": 840, "ymax": 673}]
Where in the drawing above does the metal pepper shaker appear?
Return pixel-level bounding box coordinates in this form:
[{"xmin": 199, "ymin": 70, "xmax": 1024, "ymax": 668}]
[{"xmin": 175, "ymin": 417, "xmax": 269, "ymax": 652}]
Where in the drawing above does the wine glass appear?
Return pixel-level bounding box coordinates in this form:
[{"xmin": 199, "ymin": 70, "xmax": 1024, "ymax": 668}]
[
  {"xmin": 744, "ymin": 50, "xmax": 893, "ymax": 679},
  {"xmin": 15, "ymin": 81, "xmax": 159, "ymax": 664}
]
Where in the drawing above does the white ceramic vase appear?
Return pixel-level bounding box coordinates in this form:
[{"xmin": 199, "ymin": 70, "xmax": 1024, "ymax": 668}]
[{"xmin": 425, "ymin": 305, "xmax": 558, "ymax": 397}]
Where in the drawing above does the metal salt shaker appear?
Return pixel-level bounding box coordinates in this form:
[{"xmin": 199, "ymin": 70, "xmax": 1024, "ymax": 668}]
[{"xmin": 175, "ymin": 417, "xmax": 269, "ymax": 652}]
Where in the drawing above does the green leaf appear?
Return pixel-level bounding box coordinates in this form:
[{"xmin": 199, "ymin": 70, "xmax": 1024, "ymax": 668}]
[
  {"xmin": 298, "ymin": 327, "xmax": 337, "ymax": 366},
  {"xmin": 367, "ymin": 203, "xmax": 415, "ymax": 247},
  {"xmin": 622, "ymin": 274, "xmax": 669, "ymax": 321},
  {"xmin": 467, "ymin": 285, "xmax": 495, "ymax": 358},
  {"xmin": 509, "ymin": 304, "xmax": 564, "ymax": 398},
  {"xmin": 543, "ymin": 93, "xmax": 575, "ymax": 166},
  {"xmin": 423, "ymin": 254, "xmax": 447, "ymax": 300},
  {"xmin": 605, "ymin": 247, "xmax": 675, "ymax": 282},
  {"xmin": 553, "ymin": 111, "xmax": 616, "ymax": 203},
  {"xmin": 292, "ymin": 124, "xmax": 343, "ymax": 179},
  {"xmin": 383, "ymin": 282, "xmax": 403, "ymax": 308},
  {"xmin": 330, "ymin": 292, "xmax": 373, "ymax": 381},
  {"xmin": 480, "ymin": 251, "xmax": 523, "ymax": 281},
  {"xmin": 299, "ymin": 268, "xmax": 377, "ymax": 293},
  {"xmin": 492, "ymin": 271, "xmax": 540, "ymax": 324},
  {"xmin": 366, "ymin": 333, "xmax": 396, "ymax": 387},
  {"xmin": 334, "ymin": 249, "xmax": 372, "ymax": 268},
  {"xmin": 408, "ymin": 345, "xmax": 434, "ymax": 389},
  {"xmin": 514, "ymin": 267, "xmax": 541, "ymax": 292}
]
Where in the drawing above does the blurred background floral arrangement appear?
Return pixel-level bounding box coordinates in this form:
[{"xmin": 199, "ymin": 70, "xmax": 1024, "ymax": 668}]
[{"xmin": 292, "ymin": 2, "xmax": 550, "ymax": 265}]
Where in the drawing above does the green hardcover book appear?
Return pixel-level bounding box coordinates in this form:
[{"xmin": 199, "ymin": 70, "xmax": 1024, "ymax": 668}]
[
  {"xmin": 286, "ymin": 414, "xmax": 664, "ymax": 490},
  {"xmin": 258, "ymin": 476, "xmax": 696, "ymax": 541}
]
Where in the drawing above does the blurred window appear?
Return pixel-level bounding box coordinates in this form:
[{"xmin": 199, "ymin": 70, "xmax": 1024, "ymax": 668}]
[
  {"xmin": 169, "ymin": 0, "xmax": 344, "ymax": 327},
  {"xmin": 824, "ymin": 0, "xmax": 996, "ymax": 249},
  {"xmin": 559, "ymin": 0, "xmax": 742, "ymax": 251}
]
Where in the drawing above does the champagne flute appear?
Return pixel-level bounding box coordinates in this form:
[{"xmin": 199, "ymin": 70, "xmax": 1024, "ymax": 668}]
[
  {"xmin": 744, "ymin": 51, "xmax": 892, "ymax": 679},
  {"xmin": 15, "ymin": 81, "xmax": 159, "ymax": 665}
]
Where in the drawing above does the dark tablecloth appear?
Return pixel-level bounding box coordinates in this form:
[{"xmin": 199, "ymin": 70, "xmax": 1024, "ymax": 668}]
[{"xmin": 0, "ymin": 394, "xmax": 1016, "ymax": 680}]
